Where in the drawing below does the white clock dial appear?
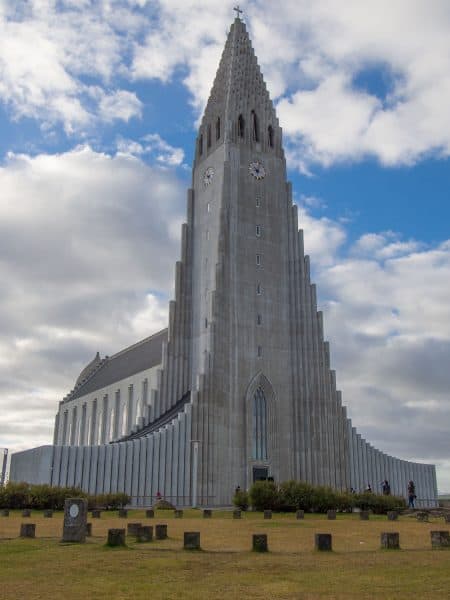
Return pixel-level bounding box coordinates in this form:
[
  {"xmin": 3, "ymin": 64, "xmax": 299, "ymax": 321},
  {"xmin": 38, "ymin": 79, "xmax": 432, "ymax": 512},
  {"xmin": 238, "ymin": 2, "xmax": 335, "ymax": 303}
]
[
  {"xmin": 203, "ymin": 167, "xmax": 215, "ymax": 186},
  {"xmin": 249, "ymin": 161, "xmax": 266, "ymax": 180},
  {"xmin": 69, "ymin": 504, "xmax": 79, "ymax": 518}
]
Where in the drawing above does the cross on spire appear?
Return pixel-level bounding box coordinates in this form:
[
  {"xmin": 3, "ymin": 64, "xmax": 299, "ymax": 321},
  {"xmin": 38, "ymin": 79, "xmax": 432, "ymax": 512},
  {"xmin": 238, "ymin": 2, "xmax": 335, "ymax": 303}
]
[{"xmin": 234, "ymin": 5, "xmax": 243, "ymax": 19}]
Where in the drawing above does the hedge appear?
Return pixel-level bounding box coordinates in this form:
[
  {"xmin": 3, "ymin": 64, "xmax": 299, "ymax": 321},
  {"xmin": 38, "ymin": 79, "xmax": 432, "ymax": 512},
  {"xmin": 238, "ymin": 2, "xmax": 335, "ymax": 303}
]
[
  {"xmin": 235, "ymin": 480, "xmax": 406, "ymax": 513},
  {"xmin": 0, "ymin": 482, "xmax": 130, "ymax": 511}
]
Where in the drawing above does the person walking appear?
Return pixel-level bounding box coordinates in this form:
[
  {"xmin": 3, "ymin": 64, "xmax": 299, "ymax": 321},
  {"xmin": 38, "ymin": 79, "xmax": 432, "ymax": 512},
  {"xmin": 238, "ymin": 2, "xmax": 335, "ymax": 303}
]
[
  {"xmin": 407, "ymin": 480, "xmax": 416, "ymax": 509},
  {"xmin": 381, "ymin": 480, "xmax": 391, "ymax": 495}
]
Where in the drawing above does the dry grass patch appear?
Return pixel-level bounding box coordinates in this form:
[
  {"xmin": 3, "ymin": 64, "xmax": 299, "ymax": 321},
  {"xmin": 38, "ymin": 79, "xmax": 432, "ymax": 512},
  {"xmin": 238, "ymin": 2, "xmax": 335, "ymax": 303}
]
[{"xmin": 1, "ymin": 510, "xmax": 449, "ymax": 599}]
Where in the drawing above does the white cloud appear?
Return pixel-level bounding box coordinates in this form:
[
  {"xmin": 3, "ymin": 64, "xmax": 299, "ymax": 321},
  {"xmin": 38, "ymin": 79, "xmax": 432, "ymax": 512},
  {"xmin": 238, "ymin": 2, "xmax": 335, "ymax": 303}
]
[
  {"xmin": 0, "ymin": 146, "xmax": 185, "ymax": 451},
  {"xmin": 98, "ymin": 89, "xmax": 142, "ymax": 122}
]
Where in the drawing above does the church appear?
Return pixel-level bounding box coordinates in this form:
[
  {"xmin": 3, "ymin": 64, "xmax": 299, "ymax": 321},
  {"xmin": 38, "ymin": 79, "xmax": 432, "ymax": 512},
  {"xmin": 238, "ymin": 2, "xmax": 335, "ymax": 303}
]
[{"xmin": 10, "ymin": 15, "xmax": 437, "ymax": 507}]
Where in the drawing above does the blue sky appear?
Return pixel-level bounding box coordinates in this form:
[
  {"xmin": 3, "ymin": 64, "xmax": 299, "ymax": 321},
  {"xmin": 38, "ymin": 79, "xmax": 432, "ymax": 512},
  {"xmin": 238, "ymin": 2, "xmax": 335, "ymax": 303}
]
[{"xmin": 0, "ymin": 0, "xmax": 449, "ymax": 493}]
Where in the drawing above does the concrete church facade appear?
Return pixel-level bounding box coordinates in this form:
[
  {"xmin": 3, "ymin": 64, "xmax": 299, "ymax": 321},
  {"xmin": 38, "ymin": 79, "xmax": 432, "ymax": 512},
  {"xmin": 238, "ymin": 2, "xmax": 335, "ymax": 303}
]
[{"xmin": 11, "ymin": 17, "xmax": 438, "ymax": 506}]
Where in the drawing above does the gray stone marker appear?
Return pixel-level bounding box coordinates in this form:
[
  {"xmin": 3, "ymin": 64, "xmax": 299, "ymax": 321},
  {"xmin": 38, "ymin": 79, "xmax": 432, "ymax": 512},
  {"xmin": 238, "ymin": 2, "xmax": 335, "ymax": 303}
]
[
  {"xmin": 1, "ymin": 509, "xmax": 9, "ymax": 517},
  {"xmin": 203, "ymin": 509, "xmax": 212, "ymax": 518},
  {"xmin": 43, "ymin": 510, "xmax": 53, "ymax": 518},
  {"xmin": 315, "ymin": 533, "xmax": 332, "ymax": 551},
  {"xmin": 91, "ymin": 510, "xmax": 101, "ymax": 519},
  {"xmin": 137, "ymin": 525, "xmax": 153, "ymax": 543},
  {"xmin": 327, "ymin": 510, "xmax": 336, "ymax": 520},
  {"xmin": 184, "ymin": 531, "xmax": 201, "ymax": 550},
  {"xmin": 416, "ymin": 511, "xmax": 429, "ymax": 522},
  {"xmin": 430, "ymin": 531, "xmax": 450, "ymax": 548},
  {"xmin": 381, "ymin": 532, "xmax": 400, "ymax": 549},
  {"xmin": 233, "ymin": 509, "xmax": 241, "ymax": 519},
  {"xmin": 443, "ymin": 514, "xmax": 450, "ymax": 524},
  {"xmin": 146, "ymin": 509, "xmax": 155, "ymax": 518},
  {"xmin": 174, "ymin": 509, "xmax": 183, "ymax": 518},
  {"xmin": 360, "ymin": 510, "xmax": 370, "ymax": 520},
  {"xmin": 22, "ymin": 509, "xmax": 31, "ymax": 517},
  {"xmin": 263, "ymin": 510, "xmax": 272, "ymax": 520},
  {"xmin": 118, "ymin": 509, "xmax": 128, "ymax": 518},
  {"xmin": 107, "ymin": 528, "xmax": 126, "ymax": 547},
  {"xmin": 62, "ymin": 498, "xmax": 88, "ymax": 543},
  {"xmin": 20, "ymin": 523, "xmax": 36, "ymax": 538},
  {"xmin": 155, "ymin": 524, "xmax": 168, "ymax": 540},
  {"xmin": 252, "ymin": 533, "xmax": 268, "ymax": 552},
  {"xmin": 296, "ymin": 510, "xmax": 305, "ymax": 520},
  {"xmin": 387, "ymin": 511, "xmax": 398, "ymax": 521},
  {"xmin": 127, "ymin": 522, "xmax": 142, "ymax": 536},
  {"xmin": 86, "ymin": 523, "xmax": 92, "ymax": 537}
]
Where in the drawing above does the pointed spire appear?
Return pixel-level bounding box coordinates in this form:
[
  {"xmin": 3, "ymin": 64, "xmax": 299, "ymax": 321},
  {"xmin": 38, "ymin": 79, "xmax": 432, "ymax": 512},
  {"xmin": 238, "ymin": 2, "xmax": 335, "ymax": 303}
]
[{"xmin": 196, "ymin": 16, "xmax": 282, "ymax": 162}]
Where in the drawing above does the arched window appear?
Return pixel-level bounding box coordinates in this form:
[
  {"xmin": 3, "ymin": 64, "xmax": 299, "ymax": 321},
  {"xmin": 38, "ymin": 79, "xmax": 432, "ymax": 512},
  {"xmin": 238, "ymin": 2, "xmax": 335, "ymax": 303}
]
[
  {"xmin": 253, "ymin": 387, "xmax": 268, "ymax": 460},
  {"xmin": 268, "ymin": 125, "xmax": 274, "ymax": 148},
  {"xmin": 251, "ymin": 110, "xmax": 259, "ymax": 142},
  {"xmin": 207, "ymin": 124, "xmax": 211, "ymax": 148},
  {"xmin": 216, "ymin": 117, "xmax": 221, "ymax": 140},
  {"xmin": 238, "ymin": 114, "xmax": 245, "ymax": 138},
  {"xmin": 198, "ymin": 134, "xmax": 203, "ymax": 156}
]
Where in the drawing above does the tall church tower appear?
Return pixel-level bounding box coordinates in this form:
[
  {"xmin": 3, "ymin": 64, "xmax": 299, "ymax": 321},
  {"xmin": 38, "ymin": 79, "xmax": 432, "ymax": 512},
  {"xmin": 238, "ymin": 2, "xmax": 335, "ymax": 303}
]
[
  {"xmin": 183, "ymin": 16, "xmax": 350, "ymax": 504},
  {"xmin": 11, "ymin": 14, "xmax": 438, "ymax": 507}
]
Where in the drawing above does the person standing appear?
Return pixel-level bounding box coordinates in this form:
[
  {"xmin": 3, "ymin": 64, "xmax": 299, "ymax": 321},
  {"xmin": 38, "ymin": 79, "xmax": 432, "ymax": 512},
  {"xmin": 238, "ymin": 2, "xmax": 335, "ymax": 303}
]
[{"xmin": 407, "ymin": 480, "xmax": 416, "ymax": 508}]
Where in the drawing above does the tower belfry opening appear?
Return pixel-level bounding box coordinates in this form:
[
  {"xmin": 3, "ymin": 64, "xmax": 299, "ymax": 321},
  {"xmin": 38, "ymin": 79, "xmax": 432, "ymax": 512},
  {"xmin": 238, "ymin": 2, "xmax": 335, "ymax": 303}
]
[{"xmin": 10, "ymin": 13, "xmax": 438, "ymax": 508}]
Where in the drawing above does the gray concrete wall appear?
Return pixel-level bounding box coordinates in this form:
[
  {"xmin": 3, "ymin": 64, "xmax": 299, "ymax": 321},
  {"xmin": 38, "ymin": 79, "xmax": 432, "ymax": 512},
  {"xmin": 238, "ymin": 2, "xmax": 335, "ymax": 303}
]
[{"xmin": 10, "ymin": 446, "xmax": 54, "ymax": 485}]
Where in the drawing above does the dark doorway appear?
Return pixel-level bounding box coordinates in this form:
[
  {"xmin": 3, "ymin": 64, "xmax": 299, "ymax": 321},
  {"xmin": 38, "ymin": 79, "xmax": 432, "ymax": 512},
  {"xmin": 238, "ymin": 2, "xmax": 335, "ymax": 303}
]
[{"xmin": 253, "ymin": 466, "xmax": 269, "ymax": 482}]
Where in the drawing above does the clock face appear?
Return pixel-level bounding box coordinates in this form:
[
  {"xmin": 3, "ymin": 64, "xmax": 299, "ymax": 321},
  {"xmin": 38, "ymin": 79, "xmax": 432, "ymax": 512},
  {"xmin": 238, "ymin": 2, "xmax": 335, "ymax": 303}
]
[
  {"xmin": 69, "ymin": 504, "xmax": 79, "ymax": 518},
  {"xmin": 203, "ymin": 167, "xmax": 215, "ymax": 186},
  {"xmin": 249, "ymin": 161, "xmax": 266, "ymax": 180}
]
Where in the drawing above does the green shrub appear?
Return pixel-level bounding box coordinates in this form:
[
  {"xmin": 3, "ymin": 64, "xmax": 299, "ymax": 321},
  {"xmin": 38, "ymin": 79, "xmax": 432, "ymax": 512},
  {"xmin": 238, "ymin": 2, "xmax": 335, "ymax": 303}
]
[
  {"xmin": 249, "ymin": 481, "xmax": 279, "ymax": 511},
  {"xmin": 90, "ymin": 493, "xmax": 131, "ymax": 510},
  {"xmin": 354, "ymin": 492, "xmax": 406, "ymax": 514},
  {"xmin": 233, "ymin": 489, "xmax": 249, "ymax": 511},
  {"xmin": 0, "ymin": 482, "xmax": 30, "ymax": 509},
  {"xmin": 278, "ymin": 480, "xmax": 315, "ymax": 512}
]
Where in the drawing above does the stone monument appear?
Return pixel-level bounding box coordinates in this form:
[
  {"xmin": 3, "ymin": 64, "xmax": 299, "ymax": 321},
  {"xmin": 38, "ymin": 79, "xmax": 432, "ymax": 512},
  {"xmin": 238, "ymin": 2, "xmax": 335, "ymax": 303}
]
[{"xmin": 61, "ymin": 498, "xmax": 88, "ymax": 543}]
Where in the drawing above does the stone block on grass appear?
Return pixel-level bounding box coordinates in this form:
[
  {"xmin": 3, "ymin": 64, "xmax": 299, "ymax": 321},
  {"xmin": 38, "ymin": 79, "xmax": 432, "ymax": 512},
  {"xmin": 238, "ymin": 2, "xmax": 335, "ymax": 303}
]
[
  {"xmin": 62, "ymin": 498, "xmax": 88, "ymax": 543},
  {"xmin": 174, "ymin": 509, "xmax": 183, "ymax": 518},
  {"xmin": 381, "ymin": 532, "xmax": 400, "ymax": 549},
  {"xmin": 118, "ymin": 509, "xmax": 128, "ymax": 518},
  {"xmin": 86, "ymin": 523, "xmax": 92, "ymax": 537},
  {"xmin": 107, "ymin": 528, "xmax": 126, "ymax": 547},
  {"xmin": 296, "ymin": 510, "xmax": 305, "ymax": 520},
  {"xmin": 263, "ymin": 510, "xmax": 272, "ymax": 520},
  {"xmin": 203, "ymin": 509, "xmax": 212, "ymax": 518},
  {"xmin": 252, "ymin": 533, "xmax": 268, "ymax": 552},
  {"xmin": 1, "ymin": 509, "xmax": 9, "ymax": 517},
  {"xmin": 137, "ymin": 526, "xmax": 153, "ymax": 543},
  {"xmin": 430, "ymin": 531, "xmax": 450, "ymax": 549},
  {"xmin": 20, "ymin": 523, "xmax": 36, "ymax": 538},
  {"xmin": 22, "ymin": 509, "xmax": 31, "ymax": 517},
  {"xmin": 184, "ymin": 531, "xmax": 201, "ymax": 550},
  {"xmin": 416, "ymin": 511, "xmax": 429, "ymax": 522},
  {"xmin": 315, "ymin": 533, "xmax": 332, "ymax": 551},
  {"xmin": 91, "ymin": 510, "xmax": 101, "ymax": 519},
  {"xmin": 387, "ymin": 511, "xmax": 398, "ymax": 521},
  {"xmin": 155, "ymin": 524, "xmax": 168, "ymax": 540},
  {"xmin": 327, "ymin": 510, "xmax": 336, "ymax": 520},
  {"xmin": 443, "ymin": 514, "xmax": 450, "ymax": 524},
  {"xmin": 43, "ymin": 510, "xmax": 53, "ymax": 518},
  {"xmin": 233, "ymin": 509, "xmax": 241, "ymax": 519},
  {"xmin": 127, "ymin": 522, "xmax": 142, "ymax": 536},
  {"xmin": 360, "ymin": 510, "xmax": 370, "ymax": 520},
  {"xmin": 146, "ymin": 509, "xmax": 155, "ymax": 518}
]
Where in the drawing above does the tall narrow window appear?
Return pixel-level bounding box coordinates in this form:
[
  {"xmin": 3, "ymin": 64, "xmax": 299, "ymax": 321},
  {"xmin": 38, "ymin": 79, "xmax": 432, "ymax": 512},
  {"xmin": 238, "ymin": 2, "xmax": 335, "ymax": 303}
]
[
  {"xmin": 113, "ymin": 390, "xmax": 120, "ymax": 439},
  {"xmin": 268, "ymin": 125, "xmax": 274, "ymax": 148},
  {"xmin": 257, "ymin": 345, "xmax": 263, "ymax": 358},
  {"xmin": 253, "ymin": 387, "xmax": 268, "ymax": 460},
  {"xmin": 257, "ymin": 314, "xmax": 262, "ymax": 325},
  {"xmin": 198, "ymin": 134, "xmax": 203, "ymax": 156},
  {"xmin": 256, "ymin": 254, "xmax": 261, "ymax": 266},
  {"xmin": 256, "ymin": 225, "xmax": 261, "ymax": 237},
  {"xmin": 251, "ymin": 110, "xmax": 259, "ymax": 142},
  {"xmin": 216, "ymin": 117, "xmax": 221, "ymax": 140},
  {"xmin": 238, "ymin": 114, "xmax": 245, "ymax": 138},
  {"xmin": 207, "ymin": 124, "xmax": 211, "ymax": 148},
  {"xmin": 256, "ymin": 197, "xmax": 261, "ymax": 208},
  {"xmin": 256, "ymin": 283, "xmax": 262, "ymax": 295}
]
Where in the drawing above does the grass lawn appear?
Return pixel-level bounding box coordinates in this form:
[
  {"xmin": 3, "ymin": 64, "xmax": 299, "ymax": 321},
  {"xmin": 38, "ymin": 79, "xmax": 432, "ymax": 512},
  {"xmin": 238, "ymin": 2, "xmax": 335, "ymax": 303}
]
[{"xmin": 1, "ymin": 509, "xmax": 449, "ymax": 599}]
